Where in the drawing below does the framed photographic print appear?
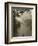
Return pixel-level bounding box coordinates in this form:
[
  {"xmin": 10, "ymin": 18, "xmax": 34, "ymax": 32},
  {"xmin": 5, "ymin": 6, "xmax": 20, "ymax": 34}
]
[{"xmin": 5, "ymin": 2, "xmax": 37, "ymax": 44}]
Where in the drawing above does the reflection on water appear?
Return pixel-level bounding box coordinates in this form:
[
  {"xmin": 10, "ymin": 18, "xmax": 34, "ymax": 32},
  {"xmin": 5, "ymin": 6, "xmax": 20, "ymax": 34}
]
[
  {"xmin": 15, "ymin": 11, "xmax": 32, "ymax": 36},
  {"xmin": 15, "ymin": 16, "xmax": 32, "ymax": 36}
]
